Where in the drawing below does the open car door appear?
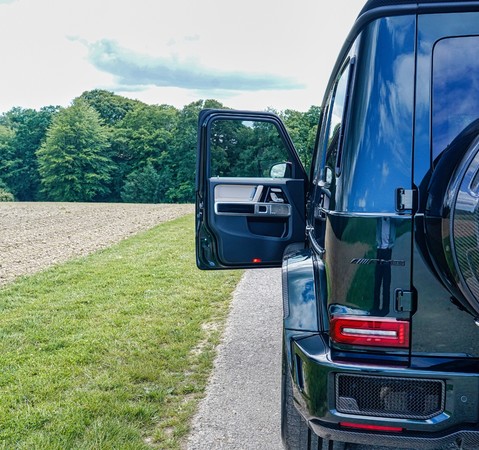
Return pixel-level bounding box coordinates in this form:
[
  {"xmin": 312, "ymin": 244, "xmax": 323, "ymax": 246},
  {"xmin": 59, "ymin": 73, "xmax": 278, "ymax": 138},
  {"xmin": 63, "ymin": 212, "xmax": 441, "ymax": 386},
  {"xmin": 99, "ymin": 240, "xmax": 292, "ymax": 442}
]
[{"xmin": 196, "ymin": 109, "xmax": 308, "ymax": 269}]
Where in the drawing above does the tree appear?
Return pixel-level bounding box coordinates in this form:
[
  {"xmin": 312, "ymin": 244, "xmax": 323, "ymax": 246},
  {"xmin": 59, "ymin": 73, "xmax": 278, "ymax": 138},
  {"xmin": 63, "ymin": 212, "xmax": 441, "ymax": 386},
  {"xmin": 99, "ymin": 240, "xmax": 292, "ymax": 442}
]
[
  {"xmin": 79, "ymin": 89, "xmax": 142, "ymax": 126},
  {"xmin": 111, "ymin": 103, "xmax": 179, "ymax": 201},
  {"xmin": 0, "ymin": 175, "xmax": 14, "ymax": 202},
  {"xmin": 37, "ymin": 99, "xmax": 112, "ymax": 202},
  {"xmin": 168, "ymin": 99, "xmax": 226, "ymax": 203},
  {"xmin": 0, "ymin": 90, "xmax": 319, "ymax": 204},
  {"xmin": 0, "ymin": 124, "xmax": 15, "ymax": 192},
  {"xmin": 0, "ymin": 106, "xmax": 58, "ymax": 200},
  {"xmin": 121, "ymin": 162, "xmax": 161, "ymax": 203},
  {"xmin": 281, "ymin": 106, "xmax": 321, "ymax": 171}
]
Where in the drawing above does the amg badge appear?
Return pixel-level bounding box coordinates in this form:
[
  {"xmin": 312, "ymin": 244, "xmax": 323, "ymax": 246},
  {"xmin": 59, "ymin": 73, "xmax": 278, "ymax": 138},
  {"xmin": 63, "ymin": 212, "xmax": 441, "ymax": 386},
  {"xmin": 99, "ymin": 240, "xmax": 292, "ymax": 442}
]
[{"xmin": 350, "ymin": 258, "xmax": 405, "ymax": 266}]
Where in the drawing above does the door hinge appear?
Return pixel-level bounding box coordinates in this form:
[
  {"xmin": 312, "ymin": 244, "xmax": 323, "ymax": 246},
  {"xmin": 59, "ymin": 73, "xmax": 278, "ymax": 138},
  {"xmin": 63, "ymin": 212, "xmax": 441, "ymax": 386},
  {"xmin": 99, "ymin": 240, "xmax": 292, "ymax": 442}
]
[
  {"xmin": 396, "ymin": 188, "xmax": 415, "ymax": 212},
  {"xmin": 395, "ymin": 289, "xmax": 415, "ymax": 312}
]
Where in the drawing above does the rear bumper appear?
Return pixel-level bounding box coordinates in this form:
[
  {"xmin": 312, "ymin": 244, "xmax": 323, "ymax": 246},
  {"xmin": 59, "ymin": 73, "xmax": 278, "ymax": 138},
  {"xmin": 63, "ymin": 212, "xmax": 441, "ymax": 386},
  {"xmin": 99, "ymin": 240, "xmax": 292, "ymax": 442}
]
[
  {"xmin": 290, "ymin": 333, "xmax": 479, "ymax": 449},
  {"xmin": 308, "ymin": 421, "xmax": 479, "ymax": 449}
]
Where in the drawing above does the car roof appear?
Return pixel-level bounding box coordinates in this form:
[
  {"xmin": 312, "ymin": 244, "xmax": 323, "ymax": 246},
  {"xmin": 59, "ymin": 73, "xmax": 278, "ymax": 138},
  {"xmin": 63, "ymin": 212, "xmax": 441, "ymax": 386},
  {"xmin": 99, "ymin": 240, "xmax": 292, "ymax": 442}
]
[
  {"xmin": 360, "ymin": 0, "xmax": 479, "ymax": 17},
  {"xmin": 321, "ymin": 0, "xmax": 479, "ymax": 111}
]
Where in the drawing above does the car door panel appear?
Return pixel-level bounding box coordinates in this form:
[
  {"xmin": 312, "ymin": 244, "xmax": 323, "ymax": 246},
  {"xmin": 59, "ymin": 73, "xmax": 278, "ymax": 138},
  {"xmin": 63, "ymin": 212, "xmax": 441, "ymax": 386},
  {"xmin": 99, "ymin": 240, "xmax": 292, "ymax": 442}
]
[
  {"xmin": 207, "ymin": 178, "xmax": 304, "ymax": 266},
  {"xmin": 196, "ymin": 110, "xmax": 308, "ymax": 269}
]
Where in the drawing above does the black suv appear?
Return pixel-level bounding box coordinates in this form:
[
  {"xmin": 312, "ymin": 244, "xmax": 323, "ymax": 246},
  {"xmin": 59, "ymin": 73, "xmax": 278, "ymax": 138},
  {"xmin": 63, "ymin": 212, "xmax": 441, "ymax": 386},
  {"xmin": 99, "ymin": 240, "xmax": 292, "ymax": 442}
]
[{"xmin": 196, "ymin": 0, "xmax": 479, "ymax": 448}]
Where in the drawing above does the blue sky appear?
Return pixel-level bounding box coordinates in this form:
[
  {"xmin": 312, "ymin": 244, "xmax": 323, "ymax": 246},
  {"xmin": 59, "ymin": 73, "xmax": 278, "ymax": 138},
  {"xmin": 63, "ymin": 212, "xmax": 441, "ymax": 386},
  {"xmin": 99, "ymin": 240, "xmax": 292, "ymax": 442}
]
[{"xmin": 0, "ymin": 0, "xmax": 365, "ymax": 113}]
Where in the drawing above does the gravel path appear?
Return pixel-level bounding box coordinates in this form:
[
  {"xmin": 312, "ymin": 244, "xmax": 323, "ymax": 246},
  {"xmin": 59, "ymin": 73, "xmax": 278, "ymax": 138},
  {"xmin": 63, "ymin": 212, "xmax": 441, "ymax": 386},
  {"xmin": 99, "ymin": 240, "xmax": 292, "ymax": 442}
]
[
  {"xmin": 186, "ymin": 269, "xmax": 283, "ymax": 450},
  {"xmin": 0, "ymin": 202, "xmax": 194, "ymax": 286}
]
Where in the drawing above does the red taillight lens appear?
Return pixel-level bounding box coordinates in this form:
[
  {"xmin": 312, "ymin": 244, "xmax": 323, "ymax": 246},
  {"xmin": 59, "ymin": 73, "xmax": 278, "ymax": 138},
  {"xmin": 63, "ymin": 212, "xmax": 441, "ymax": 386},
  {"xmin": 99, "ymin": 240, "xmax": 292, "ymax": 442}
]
[
  {"xmin": 340, "ymin": 422, "xmax": 403, "ymax": 432},
  {"xmin": 330, "ymin": 316, "xmax": 410, "ymax": 348}
]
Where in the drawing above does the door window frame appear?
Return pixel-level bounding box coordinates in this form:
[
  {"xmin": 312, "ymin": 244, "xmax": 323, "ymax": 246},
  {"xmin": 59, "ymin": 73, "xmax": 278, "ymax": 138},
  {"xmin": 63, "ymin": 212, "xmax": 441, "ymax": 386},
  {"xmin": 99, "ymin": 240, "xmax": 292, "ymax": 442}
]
[{"xmin": 313, "ymin": 57, "xmax": 356, "ymax": 186}]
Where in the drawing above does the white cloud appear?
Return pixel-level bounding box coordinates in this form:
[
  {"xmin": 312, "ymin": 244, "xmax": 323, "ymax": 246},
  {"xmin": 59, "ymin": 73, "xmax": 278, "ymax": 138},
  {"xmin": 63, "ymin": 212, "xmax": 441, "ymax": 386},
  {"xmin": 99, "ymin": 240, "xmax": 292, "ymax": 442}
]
[
  {"xmin": 82, "ymin": 38, "xmax": 304, "ymax": 93},
  {"xmin": 0, "ymin": 0, "xmax": 365, "ymax": 112}
]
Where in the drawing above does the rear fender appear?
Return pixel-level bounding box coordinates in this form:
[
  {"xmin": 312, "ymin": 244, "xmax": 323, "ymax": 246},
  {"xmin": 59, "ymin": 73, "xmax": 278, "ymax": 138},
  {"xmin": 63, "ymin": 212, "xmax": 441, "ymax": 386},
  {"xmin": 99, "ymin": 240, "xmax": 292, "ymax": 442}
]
[
  {"xmin": 282, "ymin": 249, "xmax": 323, "ymax": 373},
  {"xmin": 283, "ymin": 249, "xmax": 321, "ymax": 332}
]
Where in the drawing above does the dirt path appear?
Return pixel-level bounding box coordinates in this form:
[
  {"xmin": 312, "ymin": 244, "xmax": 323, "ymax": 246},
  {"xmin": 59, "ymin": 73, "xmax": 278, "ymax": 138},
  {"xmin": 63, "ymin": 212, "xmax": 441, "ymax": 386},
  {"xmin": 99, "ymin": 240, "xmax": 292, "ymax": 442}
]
[
  {"xmin": 0, "ymin": 202, "xmax": 194, "ymax": 286},
  {"xmin": 186, "ymin": 269, "xmax": 283, "ymax": 450}
]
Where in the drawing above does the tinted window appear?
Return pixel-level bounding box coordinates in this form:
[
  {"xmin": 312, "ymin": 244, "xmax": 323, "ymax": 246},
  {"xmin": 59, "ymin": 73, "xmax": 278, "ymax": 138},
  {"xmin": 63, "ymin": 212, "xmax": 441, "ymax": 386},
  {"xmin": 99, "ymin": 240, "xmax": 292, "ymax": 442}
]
[
  {"xmin": 325, "ymin": 65, "xmax": 350, "ymax": 176},
  {"xmin": 433, "ymin": 36, "xmax": 479, "ymax": 159},
  {"xmin": 209, "ymin": 119, "xmax": 290, "ymax": 177},
  {"xmin": 313, "ymin": 61, "xmax": 351, "ymax": 187},
  {"xmin": 312, "ymin": 104, "xmax": 330, "ymax": 183},
  {"xmin": 328, "ymin": 66, "xmax": 350, "ymax": 147}
]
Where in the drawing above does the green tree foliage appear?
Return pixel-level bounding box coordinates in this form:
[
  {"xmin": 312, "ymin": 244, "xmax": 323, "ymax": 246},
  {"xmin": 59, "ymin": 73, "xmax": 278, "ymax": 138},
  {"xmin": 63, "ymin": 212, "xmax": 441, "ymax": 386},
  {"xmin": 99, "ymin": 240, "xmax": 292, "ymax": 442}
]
[
  {"xmin": 0, "ymin": 90, "xmax": 319, "ymax": 204},
  {"xmin": 79, "ymin": 89, "xmax": 142, "ymax": 126},
  {"xmin": 121, "ymin": 161, "xmax": 161, "ymax": 203},
  {"xmin": 79, "ymin": 90, "xmax": 146, "ymax": 201},
  {"xmin": 113, "ymin": 104, "xmax": 178, "ymax": 171},
  {"xmin": 0, "ymin": 124, "xmax": 15, "ymax": 192},
  {"xmin": 210, "ymin": 119, "xmax": 289, "ymax": 177},
  {"xmin": 37, "ymin": 99, "xmax": 112, "ymax": 202},
  {"xmin": 0, "ymin": 190, "xmax": 14, "ymax": 201},
  {"xmin": 238, "ymin": 120, "xmax": 290, "ymax": 176},
  {"xmin": 167, "ymin": 99, "xmax": 225, "ymax": 203},
  {"xmin": 0, "ymin": 107, "xmax": 58, "ymax": 200},
  {"xmin": 111, "ymin": 103, "xmax": 179, "ymax": 202},
  {"xmin": 281, "ymin": 105, "xmax": 320, "ymax": 171},
  {"xmin": 0, "ymin": 178, "xmax": 14, "ymax": 201}
]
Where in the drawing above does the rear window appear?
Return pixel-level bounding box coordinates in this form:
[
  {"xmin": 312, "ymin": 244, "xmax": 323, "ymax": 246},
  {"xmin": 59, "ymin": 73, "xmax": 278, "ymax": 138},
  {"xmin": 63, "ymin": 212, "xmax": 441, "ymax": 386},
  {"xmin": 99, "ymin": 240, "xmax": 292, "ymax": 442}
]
[{"xmin": 433, "ymin": 36, "xmax": 479, "ymax": 160}]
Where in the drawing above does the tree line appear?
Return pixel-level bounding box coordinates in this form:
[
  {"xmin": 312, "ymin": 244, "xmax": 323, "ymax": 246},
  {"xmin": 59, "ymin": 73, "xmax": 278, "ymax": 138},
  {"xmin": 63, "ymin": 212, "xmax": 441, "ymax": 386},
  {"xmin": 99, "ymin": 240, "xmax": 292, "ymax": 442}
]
[{"xmin": 0, "ymin": 90, "xmax": 320, "ymax": 203}]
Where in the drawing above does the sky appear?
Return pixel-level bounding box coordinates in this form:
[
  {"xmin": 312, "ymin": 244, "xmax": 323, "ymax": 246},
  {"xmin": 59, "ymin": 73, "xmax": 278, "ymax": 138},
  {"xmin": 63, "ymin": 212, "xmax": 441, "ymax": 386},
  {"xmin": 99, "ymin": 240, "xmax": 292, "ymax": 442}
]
[{"xmin": 0, "ymin": 0, "xmax": 366, "ymax": 114}]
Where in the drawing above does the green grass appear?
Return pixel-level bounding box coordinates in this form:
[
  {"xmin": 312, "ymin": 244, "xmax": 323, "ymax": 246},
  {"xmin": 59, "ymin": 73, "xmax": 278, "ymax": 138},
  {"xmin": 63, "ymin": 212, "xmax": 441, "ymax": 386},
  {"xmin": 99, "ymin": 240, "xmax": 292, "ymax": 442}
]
[{"xmin": 0, "ymin": 214, "xmax": 242, "ymax": 449}]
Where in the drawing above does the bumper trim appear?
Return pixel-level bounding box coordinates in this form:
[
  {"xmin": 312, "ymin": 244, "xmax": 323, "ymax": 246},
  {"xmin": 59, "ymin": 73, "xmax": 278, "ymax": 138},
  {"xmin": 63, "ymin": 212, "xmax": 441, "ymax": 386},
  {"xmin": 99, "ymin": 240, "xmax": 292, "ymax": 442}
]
[
  {"xmin": 290, "ymin": 333, "xmax": 479, "ymax": 439},
  {"xmin": 309, "ymin": 420, "xmax": 479, "ymax": 449}
]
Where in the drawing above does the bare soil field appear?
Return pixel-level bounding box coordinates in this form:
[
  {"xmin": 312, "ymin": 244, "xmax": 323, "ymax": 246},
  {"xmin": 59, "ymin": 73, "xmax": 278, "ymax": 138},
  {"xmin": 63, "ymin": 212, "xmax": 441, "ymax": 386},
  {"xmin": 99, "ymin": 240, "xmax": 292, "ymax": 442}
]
[{"xmin": 0, "ymin": 202, "xmax": 194, "ymax": 286}]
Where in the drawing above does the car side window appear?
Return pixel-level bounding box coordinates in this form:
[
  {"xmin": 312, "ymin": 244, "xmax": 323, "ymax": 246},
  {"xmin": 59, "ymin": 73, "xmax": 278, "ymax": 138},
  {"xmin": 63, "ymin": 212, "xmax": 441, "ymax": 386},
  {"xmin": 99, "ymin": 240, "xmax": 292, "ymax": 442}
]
[
  {"xmin": 209, "ymin": 119, "xmax": 290, "ymax": 177},
  {"xmin": 326, "ymin": 61, "xmax": 351, "ymax": 179},
  {"xmin": 308, "ymin": 59, "xmax": 353, "ymax": 246},
  {"xmin": 313, "ymin": 103, "xmax": 330, "ymax": 184},
  {"xmin": 314, "ymin": 60, "xmax": 352, "ymax": 198}
]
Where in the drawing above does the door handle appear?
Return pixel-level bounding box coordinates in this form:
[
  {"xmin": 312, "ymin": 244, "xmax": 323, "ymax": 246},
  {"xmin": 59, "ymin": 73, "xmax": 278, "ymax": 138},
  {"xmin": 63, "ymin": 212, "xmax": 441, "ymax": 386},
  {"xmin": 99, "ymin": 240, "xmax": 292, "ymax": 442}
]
[{"xmin": 255, "ymin": 203, "xmax": 291, "ymax": 217}]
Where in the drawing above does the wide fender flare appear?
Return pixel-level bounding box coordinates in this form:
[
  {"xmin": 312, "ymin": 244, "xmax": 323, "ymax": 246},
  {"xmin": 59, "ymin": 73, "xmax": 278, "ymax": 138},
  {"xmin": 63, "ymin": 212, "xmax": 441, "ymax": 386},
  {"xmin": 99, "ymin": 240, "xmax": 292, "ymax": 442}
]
[{"xmin": 282, "ymin": 249, "xmax": 321, "ymax": 332}]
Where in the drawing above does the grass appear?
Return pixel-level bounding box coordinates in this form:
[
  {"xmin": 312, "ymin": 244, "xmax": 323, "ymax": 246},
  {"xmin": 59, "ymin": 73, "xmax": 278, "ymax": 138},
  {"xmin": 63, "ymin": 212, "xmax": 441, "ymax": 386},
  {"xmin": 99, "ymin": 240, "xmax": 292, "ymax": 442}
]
[{"xmin": 0, "ymin": 214, "xmax": 243, "ymax": 449}]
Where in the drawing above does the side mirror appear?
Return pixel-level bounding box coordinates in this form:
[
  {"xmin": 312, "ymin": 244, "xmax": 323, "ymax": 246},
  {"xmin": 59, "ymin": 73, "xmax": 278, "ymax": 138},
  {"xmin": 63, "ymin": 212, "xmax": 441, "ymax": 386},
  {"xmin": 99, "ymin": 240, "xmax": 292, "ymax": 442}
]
[
  {"xmin": 270, "ymin": 162, "xmax": 292, "ymax": 178},
  {"xmin": 319, "ymin": 166, "xmax": 333, "ymax": 188},
  {"xmin": 326, "ymin": 167, "xmax": 334, "ymax": 184}
]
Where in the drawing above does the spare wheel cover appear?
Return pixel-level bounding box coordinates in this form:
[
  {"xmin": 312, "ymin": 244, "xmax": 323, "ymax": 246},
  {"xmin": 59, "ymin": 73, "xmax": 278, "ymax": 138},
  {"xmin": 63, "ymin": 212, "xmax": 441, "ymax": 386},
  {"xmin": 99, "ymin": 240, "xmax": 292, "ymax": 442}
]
[{"xmin": 446, "ymin": 135, "xmax": 479, "ymax": 316}]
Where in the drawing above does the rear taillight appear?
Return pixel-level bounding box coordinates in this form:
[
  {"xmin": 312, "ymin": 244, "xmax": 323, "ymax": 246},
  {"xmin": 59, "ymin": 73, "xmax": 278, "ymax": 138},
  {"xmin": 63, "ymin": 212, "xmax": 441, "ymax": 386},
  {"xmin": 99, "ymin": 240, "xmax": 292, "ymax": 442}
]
[
  {"xmin": 330, "ymin": 316, "xmax": 410, "ymax": 348},
  {"xmin": 340, "ymin": 422, "xmax": 403, "ymax": 432}
]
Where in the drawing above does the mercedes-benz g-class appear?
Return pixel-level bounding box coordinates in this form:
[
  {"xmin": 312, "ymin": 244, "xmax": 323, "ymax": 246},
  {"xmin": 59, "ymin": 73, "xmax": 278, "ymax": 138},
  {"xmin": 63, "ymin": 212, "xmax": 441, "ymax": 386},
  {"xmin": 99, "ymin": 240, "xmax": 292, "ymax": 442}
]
[{"xmin": 196, "ymin": 1, "xmax": 479, "ymax": 448}]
